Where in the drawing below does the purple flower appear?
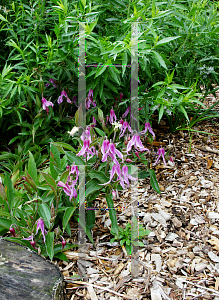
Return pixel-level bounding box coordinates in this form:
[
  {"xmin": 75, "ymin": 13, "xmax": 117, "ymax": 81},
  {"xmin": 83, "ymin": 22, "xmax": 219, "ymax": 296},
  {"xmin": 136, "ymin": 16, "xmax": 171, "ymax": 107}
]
[
  {"xmin": 153, "ymin": 148, "xmax": 167, "ymax": 166},
  {"xmin": 81, "ymin": 127, "xmax": 91, "ymax": 143},
  {"xmin": 101, "ymin": 141, "xmax": 123, "ymax": 165},
  {"xmin": 42, "ymin": 97, "xmax": 54, "ymax": 115},
  {"xmin": 35, "ymin": 218, "xmax": 47, "ymax": 243},
  {"xmin": 100, "ymin": 164, "xmax": 124, "ymax": 188},
  {"xmin": 122, "ymin": 106, "xmax": 131, "ymax": 118},
  {"xmin": 121, "ymin": 165, "xmax": 137, "ymax": 187},
  {"xmin": 68, "ymin": 164, "xmax": 79, "ymax": 185},
  {"xmin": 119, "ymin": 121, "xmax": 132, "ymax": 138},
  {"xmin": 109, "ymin": 109, "xmax": 117, "ymax": 124},
  {"xmin": 72, "ymin": 96, "xmax": 77, "ymax": 106},
  {"xmin": 140, "ymin": 122, "xmax": 155, "ymax": 139},
  {"xmin": 126, "ymin": 135, "xmax": 150, "ymax": 154},
  {"xmin": 23, "ymin": 234, "xmax": 36, "ymax": 248},
  {"xmin": 58, "ymin": 181, "xmax": 77, "ymax": 201},
  {"xmin": 76, "ymin": 139, "xmax": 96, "ymax": 158},
  {"xmin": 85, "ymin": 89, "xmax": 96, "ymax": 109},
  {"xmin": 91, "ymin": 117, "xmax": 96, "ymax": 128},
  {"xmin": 49, "ymin": 78, "xmax": 57, "ymax": 88},
  {"xmin": 58, "ymin": 90, "xmax": 72, "ymax": 104}
]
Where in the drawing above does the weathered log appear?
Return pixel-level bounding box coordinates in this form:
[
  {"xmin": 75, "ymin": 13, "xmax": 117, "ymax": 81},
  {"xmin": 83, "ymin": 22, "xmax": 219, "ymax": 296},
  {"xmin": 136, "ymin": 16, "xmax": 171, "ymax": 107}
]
[{"xmin": 0, "ymin": 238, "xmax": 64, "ymax": 300}]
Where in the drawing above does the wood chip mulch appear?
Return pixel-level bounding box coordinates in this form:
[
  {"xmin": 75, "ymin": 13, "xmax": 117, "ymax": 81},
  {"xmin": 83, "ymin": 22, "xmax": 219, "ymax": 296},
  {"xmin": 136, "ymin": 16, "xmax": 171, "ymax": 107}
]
[{"xmin": 52, "ymin": 89, "xmax": 219, "ymax": 300}]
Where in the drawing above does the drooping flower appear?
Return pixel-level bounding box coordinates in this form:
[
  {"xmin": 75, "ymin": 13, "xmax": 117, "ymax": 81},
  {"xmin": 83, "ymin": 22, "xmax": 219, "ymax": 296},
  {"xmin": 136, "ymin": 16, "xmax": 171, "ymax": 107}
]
[
  {"xmin": 100, "ymin": 164, "xmax": 124, "ymax": 188},
  {"xmin": 80, "ymin": 126, "xmax": 92, "ymax": 143},
  {"xmin": 153, "ymin": 148, "xmax": 167, "ymax": 166},
  {"xmin": 49, "ymin": 78, "xmax": 57, "ymax": 88},
  {"xmin": 85, "ymin": 89, "xmax": 96, "ymax": 109},
  {"xmin": 42, "ymin": 97, "xmax": 54, "ymax": 115},
  {"xmin": 109, "ymin": 109, "xmax": 117, "ymax": 124},
  {"xmin": 58, "ymin": 90, "xmax": 72, "ymax": 104},
  {"xmin": 126, "ymin": 135, "xmax": 150, "ymax": 154},
  {"xmin": 119, "ymin": 121, "xmax": 132, "ymax": 138},
  {"xmin": 91, "ymin": 117, "xmax": 96, "ymax": 128},
  {"xmin": 140, "ymin": 122, "xmax": 155, "ymax": 139},
  {"xmin": 76, "ymin": 139, "xmax": 95, "ymax": 158},
  {"xmin": 122, "ymin": 107, "xmax": 131, "ymax": 118},
  {"xmin": 35, "ymin": 218, "xmax": 47, "ymax": 243},
  {"xmin": 101, "ymin": 141, "xmax": 123, "ymax": 165},
  {"xmin": 121, "ymin": 165, "xmax": 137, "ymax": 187},
  {"xmin": 58, "ymin": 181, "xmax": 77, "ymax": 201},
  {"xmin": 23, "ymin": 234, "xmax": 36, "ymax": 248},
  {"xmin": 68, "ymin": 164, "xmax": 79, "ymax": 185}
]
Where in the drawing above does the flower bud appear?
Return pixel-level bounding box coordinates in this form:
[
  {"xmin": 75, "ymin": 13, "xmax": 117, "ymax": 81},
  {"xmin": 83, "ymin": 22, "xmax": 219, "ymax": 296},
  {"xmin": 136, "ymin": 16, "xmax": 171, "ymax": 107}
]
[
  {"xmin": 112, "ymin": 190, "xmax": 117, "ymax": 199},
  {"xmin": 126, "ymin": 158, "xmax": 134, "ymax": 163},
  {"xmin": 50, "ymin": 202, "xmax": 55, "ymax": 218},
  {"xmin": 135, "ymin": 152, "xmax": 140, "ymax": 159},
  {"xmin": 9, "ymin": 226, "xmax": 16, "ymax": 237},
  {"xmin": 62, "ymin": 239, "xmax": 67, "ymax": 250},
  {"xmin": 124, "ymin": 141, "xmax": 128, "ymax": 145},
  {"xmin": 31, "ymin": 240, "xmax": 36, "ymax": 249}
]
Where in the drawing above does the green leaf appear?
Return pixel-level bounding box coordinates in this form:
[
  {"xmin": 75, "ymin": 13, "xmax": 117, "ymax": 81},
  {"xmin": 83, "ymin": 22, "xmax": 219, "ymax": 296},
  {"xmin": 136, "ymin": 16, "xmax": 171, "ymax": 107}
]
[
  {"xmin": 40, "ymin": 172, "xmax": 57, "ymax": 192},
  {"xmin": 86, "ymin": 178, "xmax": 102, "ymax": 197},
  {"xmin": 51, "ymin": 142, "xmax": 76, "ymax": 153},
  {"xmin": 45, "ymin": 232, "xmax": 54, "ymax": 261},
  {"xmin": 0, "ymin": 218, "xmax": 12, "ymax": 230},
  {"xmin": 28, "ymin": 151, "xmax": 37, "ymax": 182},
  {"xmin": 4, "ymin": 174, "xmax": 14, "ymax": 208},
  {"xmin": 149, "ymin": 169, "xmax": 160, "ymax": 194},
  {"xmin": 0, "ymin": 14, "xmax": 8, "ymax": 22},
  {"xmin": 156, "ymin": 36, "xmax": 180, "ymax": 46},
  {"xmin": 152, "ymin": 51, "xmax": 167, "ymax": 69},
  {"xmin": 88, "ymin": 170, "xmax": 108, "ymax": 183},
  {"xmin": 94, "ymin": 127, "xmax": 106, "ymax": 137},
  {"xmin": 38, "ymin": 203, "xmax": 51, "ymax": 229},
  {"xmin": 106, "ymin": 195, "xmax": 118, "ymax": 236},
  {"xmin": 65, "ymin": 152, "xmax": 85, "ymax": 166},
  {"xmin": 63, "ymin": 207, "xmax": 77, "ymax": 232},
  {"xmin": 50, "ymin": 144, "xmax": 61, "ymax": 169}
]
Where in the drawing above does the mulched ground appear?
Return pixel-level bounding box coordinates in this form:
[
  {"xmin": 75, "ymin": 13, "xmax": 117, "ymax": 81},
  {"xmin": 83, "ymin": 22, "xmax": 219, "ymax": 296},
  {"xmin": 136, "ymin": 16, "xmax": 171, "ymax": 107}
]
[{"xmin": 51, "ymin": 89, "xmax": 219, "ymax": 300}]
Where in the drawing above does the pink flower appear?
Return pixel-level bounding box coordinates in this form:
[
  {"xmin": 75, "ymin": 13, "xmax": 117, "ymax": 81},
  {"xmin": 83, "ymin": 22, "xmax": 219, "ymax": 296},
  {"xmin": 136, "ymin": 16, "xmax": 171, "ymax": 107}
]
[
  {"xmin": 109, "ymin": 109, "xmax": 117, "ymax": 124},
  {"xmin": 35, "ymin": 218, "xmax": 47, "ymax": 243},
  {"xmin": 140, "ymin": 122, "xmax": 155, "ymax": 139},
  {"xmin": 42, "ymin": 97, "xmax": 54, "ymax": 115},
  {"xmin": 76, "ymin": 139, "xmax": 96, "ymax": 158},
  {"xmin": 100, "ymin": 164, "xmax": 124, "ymax": 188},
  {"xmin": 58, "ymin": 90, "xmax": 72, "ymax": 104},
  {"xmin": 119, "ymin": 121, "xmax": 132, "ymax": 138},
  {"xmin": 91, "ymin": 117, "xmax": 96, "ymax": 128},
  {"xmin": 58, "ymin": 181, "xmax": 77, "ymax": 201},
  {"xmin": 68, "ymin": 164, "xmax": 79, "ymax": 185},
  {"xmin": 134, "ymin": 151, "xmax": 140, "ymax": 159},
  {"xmin": 153, "ymin": 148, "xmax": 167, "ymax": 166},
  {"xmin": 81, "ymin": 127, "xmax": 92, "ymax": 143},
  {"xmin": 86, "ymin": 89, "xmax": 96, "ymax": 109},
  {"xmin": 122, "ymin": 106, "xmax": 131, "ymax": 118},
  {"xmin": 126, "ymin": 135, "xmax": 150, "ymax": 154},
  {"xmin": 49, "ymin": 78, "xmax": 57, "ymax": 88},
  {"xmin": 23, "ymin": 234, "xmax": 36, "ymax": 248},
  {"xmin": 121, "ymin": 165, "xmax": 137, "ymax": 187},
  {"xmin": 101, "ymin": 141, "xmax": 123, "ymax": 165}
]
